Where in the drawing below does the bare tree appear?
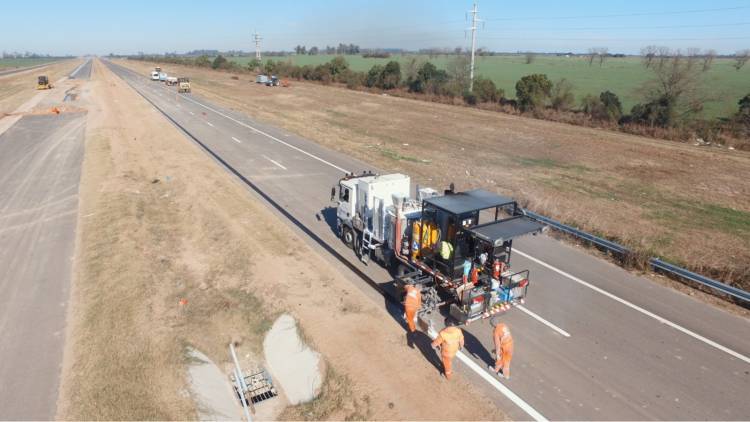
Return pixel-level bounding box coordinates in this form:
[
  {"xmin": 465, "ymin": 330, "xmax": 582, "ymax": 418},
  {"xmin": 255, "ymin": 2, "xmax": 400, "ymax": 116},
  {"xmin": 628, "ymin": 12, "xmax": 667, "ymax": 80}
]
[
  {"xmin": 637, "ymin": 53, "xmax": 707, "ymax": 125},
  {"xmin": 656, "ymin": 46, "xmax": 672, "ymax": 69},
  {"xmin": 734, "ymin": 49, "xmax": 750, "ymax": 71},
  {"xmin": 702, "ymin": 49, "xmax": 716, "ymax": 72},
  {"xmin": 587, "ymin": 47, "xmax": 597, "ymax": 66},
  {"xmin": 597, "ymin": 47, "xmax": 609, "ymax": 67},
  {"xmin": 686, "ymin": 47, "xmax": 701, "ymax": 70},
  {"xmin": 525, "ymin": 51, "xmax": 536, "ymax": 64},
  {"xmin": 454, "ymin": 46, "xmax": 462, "ymax": 55},
  {"xmin": 641, "ymin": 45, "xmax": 658, "ymax": 68}
]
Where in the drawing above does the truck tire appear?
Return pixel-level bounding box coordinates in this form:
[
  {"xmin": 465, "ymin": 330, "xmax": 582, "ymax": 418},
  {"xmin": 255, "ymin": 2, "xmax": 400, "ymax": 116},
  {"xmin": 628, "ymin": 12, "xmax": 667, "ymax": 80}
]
[{"xmin": 341, "ymin": 226, "xmax": 354, "ymax": 248}]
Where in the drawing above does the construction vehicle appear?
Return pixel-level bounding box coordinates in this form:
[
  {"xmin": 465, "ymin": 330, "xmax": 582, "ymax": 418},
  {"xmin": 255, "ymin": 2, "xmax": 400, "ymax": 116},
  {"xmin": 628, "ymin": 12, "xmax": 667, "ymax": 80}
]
[
  {"xmin": 178, "ymin": 77, "xmax": 191, "ymax": 93},
  {"xmin": 334, "ymin": 173, "xmax": 545, "ymax": 325},
  {"xmin": 37, "ymin": 75, "xmax": 52, "ymax": 90},
  {"xmin": 255, "ymin": 74, "xmax": 269, "ymax": 84},
  {"xmin": 165, "ymin": 76, "xmax": 178, "ymax": 86}
]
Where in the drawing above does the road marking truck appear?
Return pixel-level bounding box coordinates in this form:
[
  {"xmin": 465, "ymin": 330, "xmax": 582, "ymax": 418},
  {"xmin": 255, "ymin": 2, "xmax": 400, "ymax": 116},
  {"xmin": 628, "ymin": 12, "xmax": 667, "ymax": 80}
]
[{"xmin": 334, "ymin": 172, "xmax": 545, "ymax": 325}]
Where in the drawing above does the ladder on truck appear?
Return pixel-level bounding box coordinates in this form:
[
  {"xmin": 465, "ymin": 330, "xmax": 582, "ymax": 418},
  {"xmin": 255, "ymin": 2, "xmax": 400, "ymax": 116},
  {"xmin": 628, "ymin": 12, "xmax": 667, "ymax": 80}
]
[{"xmin": 359, "ymin": 229, "xmax": 376, "ymax": 264}]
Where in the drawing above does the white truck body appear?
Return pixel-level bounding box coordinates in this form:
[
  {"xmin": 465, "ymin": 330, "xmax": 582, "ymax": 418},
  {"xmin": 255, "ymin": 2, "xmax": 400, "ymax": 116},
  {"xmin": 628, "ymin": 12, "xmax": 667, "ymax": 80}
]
[
  {"xmin": 150, "ymin": 71, "xmax": 159, "ymax": 81},
  {"xmin": 255, "ymin": 74, "xmax": 269, "ymax": 84},
  {"xmin": 338, "ymin": 173, "xmax": 411, "ymax": 243}
]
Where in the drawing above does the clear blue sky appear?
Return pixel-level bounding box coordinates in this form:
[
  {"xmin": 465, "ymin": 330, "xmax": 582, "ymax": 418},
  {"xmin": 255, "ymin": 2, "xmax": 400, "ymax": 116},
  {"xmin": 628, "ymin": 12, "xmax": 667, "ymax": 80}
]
[{"xmin": 2, "ymin": 0, "xmax": 749, "ymax": 56}]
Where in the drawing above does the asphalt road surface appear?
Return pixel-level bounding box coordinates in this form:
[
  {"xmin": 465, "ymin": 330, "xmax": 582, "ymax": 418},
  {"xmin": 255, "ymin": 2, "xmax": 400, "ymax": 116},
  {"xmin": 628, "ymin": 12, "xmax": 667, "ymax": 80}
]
[
  {"xmin": 0, "ymin": 112, "xmax": 86, "ymax": 419},
  {"xmin": 68, "ymin": 59, "xmax": 91, "ymax": 80},
  {"xmin": 106, "ymin": 60, "xmax": 750, "ymax": 421}
]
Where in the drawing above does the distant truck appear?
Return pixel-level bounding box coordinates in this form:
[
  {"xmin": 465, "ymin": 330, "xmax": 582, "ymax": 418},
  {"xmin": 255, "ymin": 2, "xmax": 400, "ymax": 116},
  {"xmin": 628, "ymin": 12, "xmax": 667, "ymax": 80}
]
[
  {"xmin": 256, "ymin": 74, "xmax": 279, "ymax": 86},
  {"xmin": 178, "ymin": 77, "xmax": 191, "ymax": 93},
  {"xmin": 158, "ymin": 72, "xmax": 167, "ymax": 82},
  {"xmin": 150, "ymin": 71, "xmax": 159, "ymax": 81},
  {"xmin": 165, "ymin": 76, "xmax": 178, "ymax": 86}
]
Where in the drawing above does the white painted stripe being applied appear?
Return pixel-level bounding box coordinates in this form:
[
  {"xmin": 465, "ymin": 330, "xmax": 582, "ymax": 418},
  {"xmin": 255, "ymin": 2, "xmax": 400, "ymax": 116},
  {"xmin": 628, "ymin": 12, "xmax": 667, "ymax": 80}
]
[
  {"xmin": 176, "ymin": 92, "xmax": 350, "ymax": 174},
  {"xmin": 262, "ymin": 155, "xmax": 287, "ymax": 170},
  {"xmin": 517, "ymin": 305, "xmax": 571, "ymax": 337},
  {"xmin": 456, "ymin": 351, "xmax": 548, "ymax": 422},
  {"xmin": 514, "ymin": 249, "xmax": 750, "ymax": 365},
  {"xmin": 231, "ymin": 136, "xmax": 242, "ymax": 144}
]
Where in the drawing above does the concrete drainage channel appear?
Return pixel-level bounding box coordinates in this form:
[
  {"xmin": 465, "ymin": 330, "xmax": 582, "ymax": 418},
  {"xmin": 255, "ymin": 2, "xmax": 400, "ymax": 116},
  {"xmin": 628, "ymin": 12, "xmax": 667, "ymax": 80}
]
[{"xmin": 187, "ymin": 314, "xmax": 322, "ymax": 421}]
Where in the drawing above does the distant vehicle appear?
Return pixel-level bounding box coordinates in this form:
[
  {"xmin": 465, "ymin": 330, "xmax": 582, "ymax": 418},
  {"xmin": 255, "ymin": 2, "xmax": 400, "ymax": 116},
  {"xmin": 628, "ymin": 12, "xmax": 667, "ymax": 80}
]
[
  {"xmin": 255, "ymin": 74, "xmax": 269, "ymax": 84},
  {"xmin": 165, "ymin": 76, "xmax": 178, "ymax": 86},
  {"xmin": 154, "ymin": 66, "xmax": 161, "ymax": 72},
  {"xmin": 150, "ymin": 71, "xmax": 159, "ymax": 81},
  {"xmin": 178, "ymin": 77, "xmax": 191, "ymax": 93},
  {"xmin": 36, "ymin": 75, "xmax": 52, "ymax": 90},
  {"xmin": 265, "ymin": 76, "xmax": 280, "ymax": 86},
  {"xmin": 158, "ymin": 72, "xmax": 167, "ymax": 82},
  {"xmin": 256, "ymin": 74, "xmax": 279, "ymax": 86}
]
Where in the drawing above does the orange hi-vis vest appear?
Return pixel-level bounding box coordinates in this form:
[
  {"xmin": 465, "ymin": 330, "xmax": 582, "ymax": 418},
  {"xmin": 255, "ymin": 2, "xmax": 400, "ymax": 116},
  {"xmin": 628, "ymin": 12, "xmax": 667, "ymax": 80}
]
[
  {"xmin": 404, "ymin": 285, "xmax": 422, "ymax": 311},
  {"xmin": 437, "ymin": 326, "xmax": 464, "ymax": 357},
  {"xmin": 494, "ymin": 323, "xmax": 514, "ymax": 352}
]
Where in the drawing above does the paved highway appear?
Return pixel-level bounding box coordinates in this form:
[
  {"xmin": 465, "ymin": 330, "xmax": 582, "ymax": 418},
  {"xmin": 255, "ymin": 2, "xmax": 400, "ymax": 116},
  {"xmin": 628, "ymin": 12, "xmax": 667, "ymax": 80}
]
[
  {"xmin": 0, "ymin": 112, "xmax": 86, "ymax": 419},
  {"xmin": 106, "ymin": 60, "xmax": 749, "ymax": 420}
]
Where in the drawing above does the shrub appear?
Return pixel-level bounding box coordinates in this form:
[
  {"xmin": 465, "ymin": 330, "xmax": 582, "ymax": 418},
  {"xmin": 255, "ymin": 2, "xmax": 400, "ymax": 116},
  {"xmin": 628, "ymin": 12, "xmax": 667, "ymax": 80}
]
[
  {"xmin": 342, "ymin": 69, "xmax": 366, "ymax": 89},
  {"xmin": 381, "ymin": 61, "xmax": 401, "ymax": 89},
  {"xmin": 463, "ymin": 91, "xmax": 478, "ymax": 105},
  {"xmin": 599, "ymin": 91, "xmax": 623, "ymax": 121},
  {"xmin": 409, "ymin": 62, "xmax": 441, "ymax": 93},
  {"xmin": 195, "ymin": 55, "xmax": 211, "ymax": 68},
  {"xmin": 626, "ymin": 96, "xmax": 674, "ymax": 127},
  {"xmin": 550, "ymin": 78, "xmax": 575, "ymax": 111},
  {"xmin": 212, "ymin": 55, "xmax": 228, "ymax": 69},
  {"xmin": 473, "ymin": 76, "xmax": 500, "ymax": 103},
  {"xmin": 515, "ymin": 74, "xmax": 552, "ymax": 111},
  {"xmin": 366, "ymin": 65, "xmax": 384, "ymax": 88}
]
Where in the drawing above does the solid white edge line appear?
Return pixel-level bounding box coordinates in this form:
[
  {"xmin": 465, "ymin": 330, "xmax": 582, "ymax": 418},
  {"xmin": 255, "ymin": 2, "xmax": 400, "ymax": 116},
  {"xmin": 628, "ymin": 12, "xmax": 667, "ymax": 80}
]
[
  {"xmin": 517, "ymin": 305, "xmax": 571, "ymax": 337},
  {"xmin": 456, "ymin": 351, "xmax": 548, "ymax": 422},
  {"xmin": 177, "ymin": 93, "xmax": 351, "ymax": 174},
  {"xmin": 231, "ymin": 136, "xmax": 242, "ymax": 143},
  {"xmin": 262, "ymin": 155, "xmax": 287, "ymax": 170},
  {"xmin": 514, "ymin": 249, "xmax": 750, "ymax": 365},
  {"xmin": 206, "ymin": 121, "xmax": 214, "ymax": 127}
]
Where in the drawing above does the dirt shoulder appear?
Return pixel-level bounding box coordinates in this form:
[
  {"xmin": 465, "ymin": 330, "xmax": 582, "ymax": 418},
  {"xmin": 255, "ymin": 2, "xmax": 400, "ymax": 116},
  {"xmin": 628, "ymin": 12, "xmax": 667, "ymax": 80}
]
[
  {"xmin": 115, "ymin": 59, "xmax": 750, "ymax": 290},
  {"xmin": 57, "ymin": 58, "xmax": 505, "ymax": 419},
  {"xmin": 0, "ymin": 60, "xmax": 81, "ymax": 116}
]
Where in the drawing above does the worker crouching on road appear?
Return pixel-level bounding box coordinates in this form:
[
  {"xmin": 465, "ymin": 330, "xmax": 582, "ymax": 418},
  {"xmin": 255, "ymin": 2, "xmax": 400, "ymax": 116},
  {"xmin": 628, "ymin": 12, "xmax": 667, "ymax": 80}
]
[
  {"xmin": 431, "ymin": 319, "xmax": 464, "ymax": 380},
  {"xmin": 490, "ymin": 320, "xmax": 514, "ymax": 380},
  {"xmin": 403, "ymin": 284, "xmax": 422, "ymax": 347}
]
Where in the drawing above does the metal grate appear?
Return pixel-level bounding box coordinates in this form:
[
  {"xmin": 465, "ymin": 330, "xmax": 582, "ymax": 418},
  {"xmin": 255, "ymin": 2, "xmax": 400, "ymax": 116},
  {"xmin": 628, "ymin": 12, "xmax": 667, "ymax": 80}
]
[{"xmin": 231, "ymin": 368, "xmax": 278, "ymax": 406}]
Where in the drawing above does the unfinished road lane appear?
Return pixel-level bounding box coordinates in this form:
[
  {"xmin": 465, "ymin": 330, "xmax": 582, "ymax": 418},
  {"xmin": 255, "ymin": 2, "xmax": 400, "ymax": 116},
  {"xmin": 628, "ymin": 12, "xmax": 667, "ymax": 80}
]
[
  {"xmin": 106, "ymin": 60, "xmax": 750, "ymax": 421},
  {"xmin": 0, "ymin": 112, "xmax": 86, "ymax": 419}
]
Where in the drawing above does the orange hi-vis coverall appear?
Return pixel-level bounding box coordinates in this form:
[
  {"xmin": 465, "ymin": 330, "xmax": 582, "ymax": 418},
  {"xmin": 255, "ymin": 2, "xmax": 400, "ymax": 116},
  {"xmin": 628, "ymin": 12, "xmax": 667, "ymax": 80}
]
[
  {"xmin": 403, "ymin": 285, "xmax": 422, "ymax": 333},
  {"xmin": 431, "ymin": 326, "xmax": 464, "ymax": 380},
  {"xmin": 493, "ymin": 323, "xmax": 514, "ymax": 378}
]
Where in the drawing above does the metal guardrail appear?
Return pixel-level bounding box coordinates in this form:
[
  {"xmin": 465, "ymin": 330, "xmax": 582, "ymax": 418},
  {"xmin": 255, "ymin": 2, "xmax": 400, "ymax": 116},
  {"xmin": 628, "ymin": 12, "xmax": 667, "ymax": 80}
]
[{"xmin": 522, "ymin": 209, "xmax": 750, "ymax": 304}]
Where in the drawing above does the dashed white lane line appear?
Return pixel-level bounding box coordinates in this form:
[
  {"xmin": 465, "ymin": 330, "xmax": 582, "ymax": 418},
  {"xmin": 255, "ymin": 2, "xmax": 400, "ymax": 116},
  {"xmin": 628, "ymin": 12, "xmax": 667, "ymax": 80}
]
[
  {"xmin": 262, "ymin": 155, "xmax": 287, "ymax": 170},
  {"xmin": 231, "ymin": 136, "xmax": 242, "ymax": 144},
  {"xmin": 517, "ymin": 305, "xmax": 571, "ymax": 337},
  {"xmin": 206, "ymin": 121, "xmax": 214, "ymax": 127},
  {"xmin": 175, "ymin": 93, "xmax": 350, "ymax": 173},
  {"xmin": 514, "ymin": 249, "xmax": 750, "ymax": 365},
  {"xmin": 189, "ymin": 111, "xmax": 195, "ymax": 115}
]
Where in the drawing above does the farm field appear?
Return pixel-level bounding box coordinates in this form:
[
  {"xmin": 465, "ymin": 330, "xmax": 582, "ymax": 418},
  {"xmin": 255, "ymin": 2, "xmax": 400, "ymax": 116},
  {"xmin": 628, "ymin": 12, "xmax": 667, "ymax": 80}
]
[
  {"xmin": 228, "ymin": 54, "xmax": 750, "ymax": 118},
  {"xmin": 0, "ymin": 57, "xmax": 63, "ymax": 69}
]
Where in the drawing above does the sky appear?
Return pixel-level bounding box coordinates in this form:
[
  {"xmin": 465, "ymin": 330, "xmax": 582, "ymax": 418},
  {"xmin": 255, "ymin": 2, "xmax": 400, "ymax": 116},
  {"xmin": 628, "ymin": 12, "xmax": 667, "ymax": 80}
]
[{"xmin": 1, "ymin": 0, "xmax": 749, "ymax": 56}]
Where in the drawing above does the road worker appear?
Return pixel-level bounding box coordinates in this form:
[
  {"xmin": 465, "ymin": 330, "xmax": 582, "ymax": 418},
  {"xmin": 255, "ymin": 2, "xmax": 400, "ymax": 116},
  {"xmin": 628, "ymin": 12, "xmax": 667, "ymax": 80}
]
[
  {"xmin": 403, "ymin": 284, "xmax": 422, "ymax": 334},
  {"xmin": 431, "ymin": 319, "xmax": 464, "ymax": 380},
  {"xmin": 491, "ymin": 320, "xmax": 514, "ymax": 379}
]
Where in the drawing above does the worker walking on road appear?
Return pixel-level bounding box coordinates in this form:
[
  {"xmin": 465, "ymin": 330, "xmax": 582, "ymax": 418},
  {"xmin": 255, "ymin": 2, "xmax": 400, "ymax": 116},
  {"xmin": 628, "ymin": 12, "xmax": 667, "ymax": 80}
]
[
  {"xmin": 490, "ymin": 320, "xmax": 514, "ymax": 380},
  {"xmin": 431, "ymin": 320, "xmax": 464, "ymax": 380}
]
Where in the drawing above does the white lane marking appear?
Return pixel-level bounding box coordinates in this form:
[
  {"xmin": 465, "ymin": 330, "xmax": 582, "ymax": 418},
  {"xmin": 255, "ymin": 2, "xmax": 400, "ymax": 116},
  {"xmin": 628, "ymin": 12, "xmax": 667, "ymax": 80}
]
[
  {"xmin": 262, "ymin": 155, "xmax": 287, "ymax": 170},
  {"xmin": 456, "ymin": 351, "xmax": 548, "ymax": 421},
  {"xmin": 231, "ymin": 136, "xmax": 242, "ymax": 144},
  {"xmin": 206, "ymin": 121, "xmax": 214, "ymax": 127},
  {"xmin": 176, "ymin": 93, "xmax": 350, "ymax": 173},
  {"xmin": 517, "ymin": 305, "xmax": 571, "ymax": 337},
  {"xmin": 189, "ymin": 111, "xmax": 195, "ymax": 115},
  {"xmin": 515, "ymin": 249, "xmax": 750, "ymax": 365}
]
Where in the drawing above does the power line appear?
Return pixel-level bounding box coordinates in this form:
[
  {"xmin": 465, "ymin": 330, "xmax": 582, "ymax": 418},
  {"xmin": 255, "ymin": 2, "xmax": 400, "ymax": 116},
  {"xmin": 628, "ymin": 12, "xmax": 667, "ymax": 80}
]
[
  {"xmin": 483, "ymin": 21, "xmax": 750, "ymax": 32},
  {"xmin": 483, "ymin": 5, "xmax": 750, "ymax": 22}
]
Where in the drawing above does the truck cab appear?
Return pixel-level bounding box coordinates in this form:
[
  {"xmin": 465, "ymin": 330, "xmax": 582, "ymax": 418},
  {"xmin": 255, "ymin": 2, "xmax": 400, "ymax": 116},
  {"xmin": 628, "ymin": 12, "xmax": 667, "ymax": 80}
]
[{"xmin": 151, "ymin": 71, "xmax": 159, "ymax": 81}]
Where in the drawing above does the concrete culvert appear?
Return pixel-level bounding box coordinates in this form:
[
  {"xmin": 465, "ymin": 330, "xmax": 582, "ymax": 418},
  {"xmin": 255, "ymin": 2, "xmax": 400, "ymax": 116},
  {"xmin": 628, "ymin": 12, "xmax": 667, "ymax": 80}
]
[{"xmin": 263, "ymin": 314, "xmax": 322, "ymax": 405}]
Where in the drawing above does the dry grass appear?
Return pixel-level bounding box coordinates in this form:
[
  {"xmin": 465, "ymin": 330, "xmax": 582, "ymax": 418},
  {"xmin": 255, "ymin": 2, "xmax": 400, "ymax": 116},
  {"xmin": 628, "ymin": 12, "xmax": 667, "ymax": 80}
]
[
  {"xmin": 116, "ymin": 59, "xmax": 750, "ymax": 290},
  {"xmin": 0, "ymin": 60, "xmax": 81, "ymax": 113}
]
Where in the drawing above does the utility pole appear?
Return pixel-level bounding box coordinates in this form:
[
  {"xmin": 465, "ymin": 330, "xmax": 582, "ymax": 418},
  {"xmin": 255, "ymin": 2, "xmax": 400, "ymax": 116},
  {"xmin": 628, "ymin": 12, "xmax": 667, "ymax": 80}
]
[
  {"xmin": 468, "ymin": 2, "xmax": 481, "ymax": 92},
  {"xmin": 253, "ymin": 31, "xmax": 262, "ymax": 61}
]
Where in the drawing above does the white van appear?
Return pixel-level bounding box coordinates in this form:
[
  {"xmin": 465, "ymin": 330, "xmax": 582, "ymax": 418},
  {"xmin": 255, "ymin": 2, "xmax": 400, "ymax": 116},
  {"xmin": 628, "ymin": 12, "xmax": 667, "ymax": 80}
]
[{"xmin": 151, "ymin": 71, "xmax": 159, "ymax": 81}]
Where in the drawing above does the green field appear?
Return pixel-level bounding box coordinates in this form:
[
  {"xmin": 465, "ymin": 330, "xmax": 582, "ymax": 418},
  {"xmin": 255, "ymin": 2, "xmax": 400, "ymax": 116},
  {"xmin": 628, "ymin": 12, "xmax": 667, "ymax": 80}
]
[
  {"xmin": 229, "ymin": 54, "xmax": 750, "ymax": 119},
  {"xmin": 0, "ymin": 57, "xmax": 63, "ymax": 69}
]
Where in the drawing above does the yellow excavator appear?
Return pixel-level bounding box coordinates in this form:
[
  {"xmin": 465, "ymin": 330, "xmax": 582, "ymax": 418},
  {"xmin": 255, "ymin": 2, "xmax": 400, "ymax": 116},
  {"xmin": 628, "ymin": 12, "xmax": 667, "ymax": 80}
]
[{"xmin": 37, "ymin": 75, "xmax": 52, "ymax": 90}]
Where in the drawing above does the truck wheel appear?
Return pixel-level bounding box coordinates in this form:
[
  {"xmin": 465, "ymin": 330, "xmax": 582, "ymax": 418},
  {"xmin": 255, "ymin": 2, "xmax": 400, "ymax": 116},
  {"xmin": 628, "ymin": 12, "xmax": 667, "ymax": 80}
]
[{"xmin": 341, "ymin": 226, "xmax": 354, "ymax": 248}]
